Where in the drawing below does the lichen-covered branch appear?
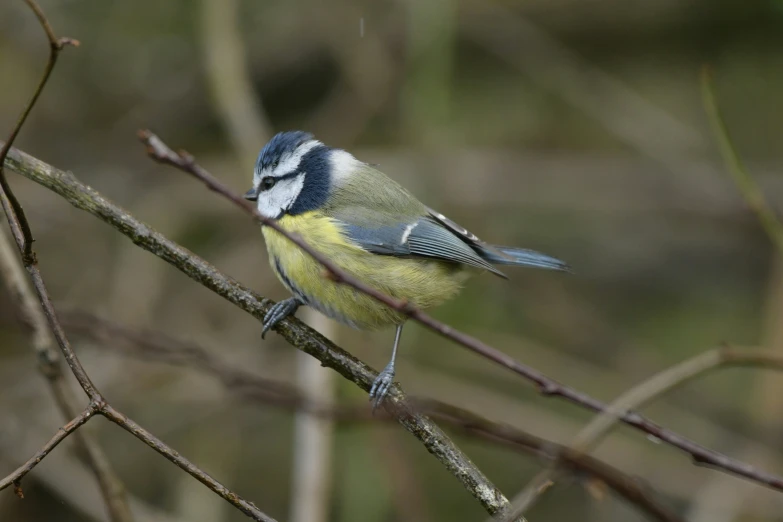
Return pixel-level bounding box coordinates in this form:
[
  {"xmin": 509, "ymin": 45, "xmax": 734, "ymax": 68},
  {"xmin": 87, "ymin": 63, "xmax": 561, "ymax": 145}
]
[{"xmin": 2, "ymin": 147, "xmax": 516, "ymax": 519}]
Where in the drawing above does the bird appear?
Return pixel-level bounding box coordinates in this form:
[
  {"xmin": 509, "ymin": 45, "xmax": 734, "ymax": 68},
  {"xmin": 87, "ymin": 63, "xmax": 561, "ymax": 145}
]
[{"xmin": 244, "ymin": 131, "xmax": 570, "ymax": 409}]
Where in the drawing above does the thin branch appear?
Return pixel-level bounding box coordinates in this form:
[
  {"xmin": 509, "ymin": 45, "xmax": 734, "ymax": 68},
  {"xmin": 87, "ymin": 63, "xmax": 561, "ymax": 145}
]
[
  {"xmin": 0, "ymin": 223, "xmax": 134, "ymax": 522},
  {"xmin": 0, "ymin": 0, "xmax": 78, "ymax": 257},
  {"xmin": 0, "ymin": 405, "xmax": 95, "ymax": 496},
  {"xmin": 507, "ymin": 346, "xmax": 783, "ymax": 519},
  {"xmin": 701, "ymin": 67, "xmax": 783, "ymax": 252},
  {"xmin": 0, "ymin": 3, "xmax": 278, "ymax": 521},
  {"xmin": 0, "ymin": 1, "xmax": 98, "ymax": 399},
  {"xmin": 99, "ymin": 406, "xmax": 275, "ymax": 522},
  {"xmin": 57, "ymin": 309, "xmax": 682, "ymax": 522},
  {"xmin": 133, "ymin": 130, "xmax": 783, "ymax": 493}
]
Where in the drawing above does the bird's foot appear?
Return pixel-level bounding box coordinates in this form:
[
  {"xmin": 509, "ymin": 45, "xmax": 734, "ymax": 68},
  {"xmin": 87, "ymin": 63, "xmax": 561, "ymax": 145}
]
[
  {"xmin": 261, "ymin": 297, "xmax": 301, "ymax": 338},
  {"xmin": 369, "ymin": 362, "xmax": 395, "ymax": 412}
]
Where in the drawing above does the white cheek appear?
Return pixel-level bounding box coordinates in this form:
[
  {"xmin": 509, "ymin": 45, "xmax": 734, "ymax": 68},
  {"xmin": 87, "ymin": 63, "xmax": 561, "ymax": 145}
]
[{"xmin": 256, "ymin": 176, "xmax": 305, "ymax": 218}]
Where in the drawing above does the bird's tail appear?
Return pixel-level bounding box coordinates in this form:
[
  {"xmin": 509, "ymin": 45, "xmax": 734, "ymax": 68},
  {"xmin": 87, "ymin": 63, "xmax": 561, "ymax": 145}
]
[{"xmin": 482, "ymin": 245, "xmax": 571, "ymax": 272}]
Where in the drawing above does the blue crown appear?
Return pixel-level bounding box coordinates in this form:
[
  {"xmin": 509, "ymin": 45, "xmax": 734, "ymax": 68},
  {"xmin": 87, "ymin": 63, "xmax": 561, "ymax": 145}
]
[{"xmin": 256, "ymin": 131, "xmax": 315, "ymax": 171}]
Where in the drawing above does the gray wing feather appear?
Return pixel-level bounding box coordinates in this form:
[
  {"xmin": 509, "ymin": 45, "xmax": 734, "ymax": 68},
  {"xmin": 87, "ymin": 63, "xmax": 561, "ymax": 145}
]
[{"xmin": 339, "ymin": 217, "xmax": 507, "ymax": 278}]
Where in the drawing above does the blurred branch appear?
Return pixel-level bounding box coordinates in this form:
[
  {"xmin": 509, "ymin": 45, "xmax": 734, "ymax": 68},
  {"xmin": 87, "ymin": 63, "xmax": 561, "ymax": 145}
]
[
  {"xmin": 701, "ymin": 67, "xmax": 783, "ymax": 251},
  {"xmin": 200, "ymin": 0, "xmax": 272, "ymax": 167},
  {"xmin": 508, "ymin": 346, "xmax": 783, "ymax": 519},
  {"xmin": 461, "ymin": 1, "xmax": 704, "ymax": 171},
  {"xmin": 0, "ymin": 221, "xmax": 133, "ymax": 522},
  {"xmin": 0, "ymin": 3, "xmax": 276, "ymax": 522},
  {"xmin": 289, "ymin": 313, "xmax": 336, "ymax": 522},
  {"xmin": 57, "ymin": 308, "xmax": 682, "ymax": 522}
]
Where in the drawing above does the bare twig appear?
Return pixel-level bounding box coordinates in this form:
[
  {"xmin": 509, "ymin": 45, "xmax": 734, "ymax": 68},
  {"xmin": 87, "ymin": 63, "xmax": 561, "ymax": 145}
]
[
  {"xmin": 0, "ymin": 405, "xmax": 95, "ymax": 495},
  {"xmin": 0, "ymin": 0, "xmax": 79, "ymax": 258},
  {"xmin": 701, "ymin": 67, "xmax": 783, "ymax": 252},
  {"xmin": 133, "ymin": 129, "xmax": 783, "ymax": 493},
  {"xmin": 57, "ymin": 309, "xmax": 682, "ymax": 522},
  {"xmin": 99, "ymin": 405, "xmax": 272, "ymax": 521},
  {"xmin": 507, "ymin": 346, "xmax": 783, "ymax": 519},
  {"xmin": 0, "ymin": 3, "xmax": 277, "ymax": 521},
  {"xmin": 0, "ymin": 223, "xmax": 134, "ymax": 522}
]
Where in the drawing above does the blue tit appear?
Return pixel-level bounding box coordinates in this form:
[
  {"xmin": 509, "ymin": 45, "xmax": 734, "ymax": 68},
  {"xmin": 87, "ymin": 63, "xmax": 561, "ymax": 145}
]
[{"xmin": 244, "ymin": 131, "xmax": 569, "ymax": 408}]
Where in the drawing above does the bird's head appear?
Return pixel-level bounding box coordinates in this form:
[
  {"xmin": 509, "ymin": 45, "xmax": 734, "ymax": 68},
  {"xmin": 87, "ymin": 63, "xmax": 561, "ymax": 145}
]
[{"xmin": 244, "ymin": 131, "xmax": 345, "ymax": 219}]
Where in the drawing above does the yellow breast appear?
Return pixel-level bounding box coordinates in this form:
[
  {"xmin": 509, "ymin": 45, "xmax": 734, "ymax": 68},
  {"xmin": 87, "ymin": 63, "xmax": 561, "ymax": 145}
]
[{"xmin": 262, "ymin": 212, "xmax": 466, "ymax": 330}]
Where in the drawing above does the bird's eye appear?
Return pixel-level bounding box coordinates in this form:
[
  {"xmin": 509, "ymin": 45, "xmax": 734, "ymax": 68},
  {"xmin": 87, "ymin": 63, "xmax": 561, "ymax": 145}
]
[{"xmin": 260, "ymin": 177, "xmax": 277, "ymax": 191}]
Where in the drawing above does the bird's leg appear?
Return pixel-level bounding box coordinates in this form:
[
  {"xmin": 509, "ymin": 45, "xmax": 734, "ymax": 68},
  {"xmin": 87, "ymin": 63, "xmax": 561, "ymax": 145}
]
[
  {"xmin": 261, "ymin": 297, "xmax": 303, "ymax": 338},
  {"xmin": 369, "ymin": 323, "xmax": 404, "ymax": 411}
]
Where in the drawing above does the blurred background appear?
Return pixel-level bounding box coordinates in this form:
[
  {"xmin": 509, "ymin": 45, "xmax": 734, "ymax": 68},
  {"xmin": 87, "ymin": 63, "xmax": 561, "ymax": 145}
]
[{"xmin": 1, "ymin": 0, "xmax": 783, "ymax": 521}]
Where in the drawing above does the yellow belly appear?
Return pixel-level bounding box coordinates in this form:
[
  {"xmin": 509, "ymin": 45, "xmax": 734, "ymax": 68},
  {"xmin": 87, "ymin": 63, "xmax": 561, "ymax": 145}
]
[{"xmin": 262, "ymin": 212, "xmax": 467, "ymax": 330}]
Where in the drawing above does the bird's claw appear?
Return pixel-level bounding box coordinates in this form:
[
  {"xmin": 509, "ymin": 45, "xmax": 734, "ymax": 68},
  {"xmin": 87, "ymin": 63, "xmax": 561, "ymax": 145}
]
[
  {"xmin": 369, "ymin": 364, "xmax": 395, "ymax": 412},
  {"xmin": 261, "ymin": 298, "xmax": 301, "ymax": 339}
]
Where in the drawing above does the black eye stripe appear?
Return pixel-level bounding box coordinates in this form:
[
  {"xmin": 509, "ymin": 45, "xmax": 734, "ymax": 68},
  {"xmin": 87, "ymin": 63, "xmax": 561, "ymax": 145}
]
[{"xmin": 258, "ymin": 170, "xmax": 301, "ymax": 191}]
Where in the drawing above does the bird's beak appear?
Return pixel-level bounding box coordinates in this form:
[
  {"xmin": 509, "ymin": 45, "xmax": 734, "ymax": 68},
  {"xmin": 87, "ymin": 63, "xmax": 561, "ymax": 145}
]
[{"xmin": 243, "ymin": 186, "xmax": 260, "ymax": 201}]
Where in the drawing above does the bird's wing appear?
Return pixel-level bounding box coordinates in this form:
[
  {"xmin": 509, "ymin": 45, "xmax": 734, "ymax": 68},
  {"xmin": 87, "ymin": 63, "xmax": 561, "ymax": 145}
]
[{"xmin": 332, "ymin": 207, "xmax": 507, "ymax": 278}]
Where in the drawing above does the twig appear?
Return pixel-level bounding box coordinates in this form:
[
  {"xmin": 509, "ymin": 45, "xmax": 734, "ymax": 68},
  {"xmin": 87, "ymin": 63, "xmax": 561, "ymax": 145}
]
[
  {"xmin": 0, "ymin": 0, "xmax": 79, "ymax": 258},
  {"xmin": 57, "ymin": 308, "xmax": 682, "ymax": 522},
  {"xmin": 132, "ymin": 130, "xmax": 783, "ymax": 492},
  {"xmin": 0, "ymin": 405, "xmax": 95, "ymax": 495},
  {"xmin": 0, "ymin": 222, "xmax": 133, "ymax": 521},
  {"xmin": 701, "ymin": 67, "xmax": 783, "ymax": 252},
  {"xmin": 0, "ymin": 3, "xmax": 277, "ymax": 521},
  {"xmin": 99, "ymin": 405, "xmax": 271, "ymax": 520},
  {"xmin": 506, "ymin": 346, "xmax": 783, "ymax": 519}
]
